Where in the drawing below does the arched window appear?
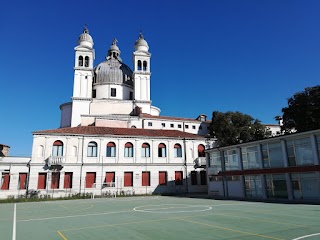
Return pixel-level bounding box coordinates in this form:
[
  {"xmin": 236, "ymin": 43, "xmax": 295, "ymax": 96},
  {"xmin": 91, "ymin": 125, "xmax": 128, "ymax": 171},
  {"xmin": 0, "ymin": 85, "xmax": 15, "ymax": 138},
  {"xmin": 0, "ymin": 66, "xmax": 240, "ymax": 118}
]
[
  {"xmin": 143, "ymin": 61, "xmax": 147, "ymax": 71},
  {"xmin": 38, "ymin": 145, "xmax": 44, "ymax": 157},
  {"xmin": 137, "ymin": 60, "xmax": 142, "ymax": 71},
  {"xmin": 141, "ymin": 143, "xmax": 150, "ymax": 157},
  {"xmin": 158, "ymin": 143, "xmax": 166, "ymax": 157},
  {"xmin": 174, "ymin": 143, "xmax": 182, "ymax": 157},
  {"xmin": 125, "ymin": 142, "xmax": 134, "ymax": 157},
  {"xmin": 78, "ymin": 56, "xmax": 83, "ymax": 66},
  {"xmin": 52, "ymin": 140, "xmax": 63, "ymax": 156},
  {"xmin": 198, "ymin": 144, "xmax": 205, "ymax": 157},
  {"xmin": 106, "ymin": 142, "xmax": 116, "ymax": 157},
  {"xmin": 87, "ymin": 141, "xmax": 97, "ymax": 157},
  {"xmin": 85, "ymin": 56, "xmax": 89, "ymax": 67}
]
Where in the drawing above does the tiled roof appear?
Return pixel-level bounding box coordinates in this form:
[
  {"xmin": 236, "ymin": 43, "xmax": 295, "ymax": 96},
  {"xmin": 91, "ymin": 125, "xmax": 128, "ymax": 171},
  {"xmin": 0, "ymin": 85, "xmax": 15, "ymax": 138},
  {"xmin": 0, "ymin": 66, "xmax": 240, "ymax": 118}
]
[
  {"xmin": 33, "ymin": 126, "xmax": 204, "ymax": 139},
  {"xmin": 140, "ymin": 114, "xmax": 208, "ymax": 123}
]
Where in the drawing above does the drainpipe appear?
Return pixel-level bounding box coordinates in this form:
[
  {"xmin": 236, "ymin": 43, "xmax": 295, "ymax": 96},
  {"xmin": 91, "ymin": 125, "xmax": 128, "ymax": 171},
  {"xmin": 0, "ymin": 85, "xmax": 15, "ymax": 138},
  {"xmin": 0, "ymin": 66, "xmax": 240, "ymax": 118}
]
[
  {"xmin": 79, "ymin": 136, "xmax": 85, "ymax": 194},
  {"xmin": 183, "ymin": 137, "xmax": 188, "ymax": 194},
  {"xmin": 25, "ymin": 160, "xmax": 31, "ymax": 197}
]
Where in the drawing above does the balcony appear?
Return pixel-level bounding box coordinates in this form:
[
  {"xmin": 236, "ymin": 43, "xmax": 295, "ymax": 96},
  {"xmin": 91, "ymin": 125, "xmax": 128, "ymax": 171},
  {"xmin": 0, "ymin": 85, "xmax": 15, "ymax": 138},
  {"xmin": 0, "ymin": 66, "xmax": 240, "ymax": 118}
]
[
  {"xmin": 194, "ymin": 157, "xmax": 206, "ymax": 169},
  {"xmin": 48, "ymin": 156, "xmax": 65, "ymax": 167}
]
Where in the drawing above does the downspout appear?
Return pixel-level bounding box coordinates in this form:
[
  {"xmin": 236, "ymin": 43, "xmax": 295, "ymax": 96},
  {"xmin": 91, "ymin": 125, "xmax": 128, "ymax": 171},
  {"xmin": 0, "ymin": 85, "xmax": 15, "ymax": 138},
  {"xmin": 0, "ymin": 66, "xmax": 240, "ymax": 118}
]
[
  {"xmin": 79, "ymin": 136, "xmax": 84, "ymax": 194},
  {"xmin": 25, "ymin": 160, "xmax": 31, "ymax": 197},
  {"xmin": 183, "ymin": 137, "xmax": 188, "ymax": 194}
]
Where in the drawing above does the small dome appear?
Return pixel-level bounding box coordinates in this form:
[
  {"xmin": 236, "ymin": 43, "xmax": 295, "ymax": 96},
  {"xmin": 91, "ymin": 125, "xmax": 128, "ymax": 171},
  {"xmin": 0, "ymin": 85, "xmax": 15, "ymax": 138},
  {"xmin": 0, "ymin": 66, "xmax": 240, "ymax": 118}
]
[
  {"xmin": 134, "ymin": 33, "xmax": 149, "ymax": 52},
  {"xmin": 78, "ymin": 27, "xmax": 94, "ymax": 48}
]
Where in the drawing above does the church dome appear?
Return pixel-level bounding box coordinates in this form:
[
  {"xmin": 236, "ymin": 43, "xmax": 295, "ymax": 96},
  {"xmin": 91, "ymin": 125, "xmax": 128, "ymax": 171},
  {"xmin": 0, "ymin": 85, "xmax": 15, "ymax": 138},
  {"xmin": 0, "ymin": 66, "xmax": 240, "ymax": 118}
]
[
  {"xmin": 134, "ymin": 33, "xmax": 149, "ymax": 52},
  {"xmin": 94, "ymin": 39, "xmax": 133, "ymax": 86},
  {"xmin": 78, "ymin": 27, "xmax": 93, "ymax": 48}
]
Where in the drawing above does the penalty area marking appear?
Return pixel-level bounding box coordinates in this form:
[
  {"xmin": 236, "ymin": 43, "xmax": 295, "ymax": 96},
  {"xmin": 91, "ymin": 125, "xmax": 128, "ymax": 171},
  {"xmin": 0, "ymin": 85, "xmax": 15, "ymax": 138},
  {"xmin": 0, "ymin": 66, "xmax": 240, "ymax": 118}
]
[
  {"xmin": 133, "ymin": 204, "xmax": 212, "ymax": 213},
  {"xmin": 292, "ymin": 233, "xmax": 320, "ymax": 240}
]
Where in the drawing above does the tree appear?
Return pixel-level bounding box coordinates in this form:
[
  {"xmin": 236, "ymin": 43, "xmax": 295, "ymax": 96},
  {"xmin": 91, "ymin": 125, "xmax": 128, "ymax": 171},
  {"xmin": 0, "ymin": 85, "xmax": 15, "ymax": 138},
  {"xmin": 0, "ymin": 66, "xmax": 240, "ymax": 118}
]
[
  {"xmin": 209, "ymin": 111, "xmax": 271, "ymax": 147},
  {"xmin": 281, "ymin": 85, "xmax": 320, "ymax": 133}
]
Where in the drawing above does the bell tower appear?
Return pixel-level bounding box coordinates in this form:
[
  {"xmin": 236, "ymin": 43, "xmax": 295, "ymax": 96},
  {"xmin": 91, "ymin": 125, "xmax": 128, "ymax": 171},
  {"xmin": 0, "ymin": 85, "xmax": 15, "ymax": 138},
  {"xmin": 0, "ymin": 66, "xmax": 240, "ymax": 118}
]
[
  {"xmin": 133, "ymin": 33, "xmax": 151, "ymax": 102},
  {"xmin": 73, "ymin": 26, "xmax": 95, "ymax": 98}
]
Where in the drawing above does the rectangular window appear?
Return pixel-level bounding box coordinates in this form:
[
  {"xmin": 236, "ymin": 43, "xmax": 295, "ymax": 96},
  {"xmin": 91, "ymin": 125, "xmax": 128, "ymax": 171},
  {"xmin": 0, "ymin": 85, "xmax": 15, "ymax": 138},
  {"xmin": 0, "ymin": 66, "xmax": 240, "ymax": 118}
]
[
  {"xmin": 159, "ymin": 171, "xmax": 167, "ymax": 185},
  {"xmin": 124, "ymin": 172, "xmax": 133, "ymax": 187},
  {"xmin": 1, "ymin": 173, "xmax": 10, "ymax": 190},
  {"xmin": 142, "ymin": 171, "xmax": 150, "ymax": 186},
  {"xmin": 242, "ymin": 146, "xmax": 260, "ymax": 169},
  {"xmin": 200, "ymin": 171, "xmax": 207, "ymax": 185},
  {"xmin": 158, "ymin": 147, "xmax": 166, "ymax": 157},
  {"xmin": 185, "ymin": 125, "xmax": 189, "ymax": 129},
  {"xmin": 52, "ymin": 145, "xmax": 63, "ymax": 156},
  {"xmin": 209, "ymin": 151, "xmax": 222, "ymax": 171},
  {"xmin": 129, "ymin": 92, "xmax": 133, "ymax": 100},
  {"xmin": 224, "ymin": 149, "xmax": 240, "ymax": 171},
  {"xmin": 51, "ymin": 172, "xmax": 60, "ymax": 189},
  {"xmin": 148, "ymin": 122, "xmax": 152, "ymax": 126},
  {"xmin": 18, "ymin": 173, "xmax": 28, "ymax": 190},
  {"xmin": 125, "ymin": 147, "xmax": 134, "ymax": 157},
  {"xmin": 85, "ymin": 172, "xmax": 96, "ymax": 188},
  {"xmin": 87, "ymin": 143, "xmax": 97, "ymax": 157},
  {"xmin": 244, "ymin": 175, "xmax": 263, "ymax": 198},
  {"xmin": 192, "ymin": 125, "xmax": 196, "ymax": 129},
  {"xmin": 291, "ymin": 172, "xmax": 319, "ymax": 200},
  {"xmin": 175, "ymin": 171, "xmax": 183, "ymax": 185},
  {"xmin": 105, "ymin": 172, "xmax": 115, "ymax": 187},
  {"xmin": 161, "ymin": 123, "xmax": 165, "ymax": 127},
  {"xmin": 266, "ymin": 174, "xmax": 288, "ymax": 199},
  {"xmin": 92, "ymin": 90, "xmax": 96, "ymax": 98},
  {"xmin": 191, "ymin": 171, "xmax": 197, "ymax": 185},
  {"xmin": 111, "ymin": 88, "xmax": 116, "ymax": 97},
  {"xmin": 287, "ymin": 138, "xmax": 313, "ymax": 166},
  {"xmin": 64, "ymin": 172, "xmax": 73, "ymax": 189},
  {"xmin": 37, "ymin": 173, "xmax": 47, "ymax": 190},
  {"xmin": 141, "ymin": 147, "xmax": 150, "ymax": 157},
  {"xmin": 262, "ymin": 142, "xmax": 283, "ymax": 168},
  {"xmin": 170, "ymin": 124, "xmax": 174, "ymax": 128},
  {"xmin": 174, "ymin": 147, "xmax": 182, "ymax": 157},
  {"xmin": 178, "ymin": 124, "xmax": 182, "ymax": 128}
]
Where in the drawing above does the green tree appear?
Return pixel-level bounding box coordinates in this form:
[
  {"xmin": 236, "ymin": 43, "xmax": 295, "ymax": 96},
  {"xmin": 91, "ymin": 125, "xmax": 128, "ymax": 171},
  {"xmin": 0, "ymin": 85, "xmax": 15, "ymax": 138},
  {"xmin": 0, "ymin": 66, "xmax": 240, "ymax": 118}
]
[
  {"xmin": 209, "ymin": 111, "xmax": 271, "ymax": 147},
  {"xmin": 281, "ymin": 85, "xmax": 320, "ymax": 133}
]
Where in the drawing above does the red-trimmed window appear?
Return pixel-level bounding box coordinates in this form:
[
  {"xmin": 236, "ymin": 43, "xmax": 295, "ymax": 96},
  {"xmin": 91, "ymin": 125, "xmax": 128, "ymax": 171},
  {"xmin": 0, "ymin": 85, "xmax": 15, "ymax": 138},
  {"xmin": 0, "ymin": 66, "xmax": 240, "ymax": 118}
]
[
  {"xmin": 159, "ymin": 171, "xmax": 167, "ymax": 185},
  {"xmin": 52, "ymin": 140, "xmax": 63, "ymax": 156},
  {"xmin": 86, "ymin": 172, "xmax": 96, "ymax": 188},
  {"xmin": 64, "ymin": 172, "xmax": 73, "ymax": 189},
  {"xmin": 51, "ymin": 172, "xmax": 60, "ymax": 189},
  {"xmin": 174, "ymin": 143, "xmax": 182, "ymax": 157},
  {"xmin": 1, "ymin": 173, "xmax": 10, "ymax": 190},
  {"xmin": 106, "ymin": 142, "xmax": 116, "ymax": 157},
  {"xmin": 198, "ymin": 144, "xmax": 205, "ymax": 157},
  {"xmin": 105, "ymin": 172, "xmax": 115, "ymax": 187},
  {"xmin": 37, "ymin": 173, "xmax": 47, "ymax": 189},
  {"xmin": 124, "ymin": 172, "xmax": 133, "ymax": 187},
  {"xmin": 124, "ymin": 142, "xmax": 134, "ymax": 157},
  {"xmin": 142, "ymin": 171, "xmax": 150, "ymax": 186},
  {"xmin": 141, "ymin": 143, "xmax": 150, "ymax": 157},
  {"xmin": 175, "ymin": 171, "xmax": 183, "ymax": 185},
  {"xmin": 158, "ymin": 143, "xmax": 166, "ymax": 157},
  {"xmin": 19, "ymin": 173, "xmax": 28, "ymax": 190}
]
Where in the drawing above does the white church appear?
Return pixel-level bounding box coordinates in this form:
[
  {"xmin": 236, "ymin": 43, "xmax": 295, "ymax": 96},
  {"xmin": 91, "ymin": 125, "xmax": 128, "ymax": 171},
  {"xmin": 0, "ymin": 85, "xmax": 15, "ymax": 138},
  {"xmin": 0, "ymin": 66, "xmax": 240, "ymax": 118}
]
[{"xmin": 0, "ymin": 28, "xmax": 215, "ymax": 198}]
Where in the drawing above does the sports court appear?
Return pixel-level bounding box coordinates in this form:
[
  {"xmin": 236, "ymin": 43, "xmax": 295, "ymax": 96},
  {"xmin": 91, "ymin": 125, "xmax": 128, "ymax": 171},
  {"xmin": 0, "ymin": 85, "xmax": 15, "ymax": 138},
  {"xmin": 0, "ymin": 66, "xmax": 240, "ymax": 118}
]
[{"xmin": 0, "ymin": 196, "xmax": 319, "ymax": 240}]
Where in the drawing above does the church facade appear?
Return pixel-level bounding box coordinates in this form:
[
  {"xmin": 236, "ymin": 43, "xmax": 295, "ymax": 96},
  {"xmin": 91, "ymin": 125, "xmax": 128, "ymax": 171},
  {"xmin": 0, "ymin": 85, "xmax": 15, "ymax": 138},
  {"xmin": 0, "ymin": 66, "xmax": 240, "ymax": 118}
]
[{"xmin": 0, "ymin": 28, "xmax": 214, "ymax": 198}]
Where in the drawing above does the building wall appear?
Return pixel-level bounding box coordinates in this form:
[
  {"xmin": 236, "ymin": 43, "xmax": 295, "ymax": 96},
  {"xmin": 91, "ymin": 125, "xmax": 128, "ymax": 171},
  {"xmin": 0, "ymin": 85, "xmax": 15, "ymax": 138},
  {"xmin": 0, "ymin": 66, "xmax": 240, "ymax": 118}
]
[{"xmin": 206, "ymin": 130, "xmax": 320, "ymax": 202}]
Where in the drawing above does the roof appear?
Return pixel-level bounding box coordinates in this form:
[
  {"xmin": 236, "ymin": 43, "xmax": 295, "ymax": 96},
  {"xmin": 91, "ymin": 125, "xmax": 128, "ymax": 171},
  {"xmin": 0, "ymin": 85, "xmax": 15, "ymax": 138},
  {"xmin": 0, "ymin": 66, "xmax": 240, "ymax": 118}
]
[
  {"xmin": 0, "ymin": 144, "xmax": 10, "ymax": 148},
  {"xmin": 140, "ymin": 114, "xmax": 208, "ymax": 123},
  {"xmin": 33, "ymin": 126, "xmax": 204, "ymax": 139}
]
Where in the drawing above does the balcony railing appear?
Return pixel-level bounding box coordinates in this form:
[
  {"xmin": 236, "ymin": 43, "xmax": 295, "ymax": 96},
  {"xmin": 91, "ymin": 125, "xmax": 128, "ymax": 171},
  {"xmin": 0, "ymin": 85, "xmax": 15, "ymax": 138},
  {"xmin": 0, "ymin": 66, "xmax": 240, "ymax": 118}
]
[
  {"xmin": 48, "ymin": 156, "xmax": 65, "ymax": 167},
  {"xmin": 194, "ymin": 157, "xmax": 206, "ymax": 168}
]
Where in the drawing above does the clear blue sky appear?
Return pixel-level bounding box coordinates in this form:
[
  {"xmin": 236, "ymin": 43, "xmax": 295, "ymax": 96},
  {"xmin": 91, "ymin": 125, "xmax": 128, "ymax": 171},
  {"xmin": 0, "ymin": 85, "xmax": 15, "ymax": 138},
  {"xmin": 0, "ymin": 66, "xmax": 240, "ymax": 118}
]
[{"xmin": 1, "ymin": 0, "xmax": 320, "ymax": 156}]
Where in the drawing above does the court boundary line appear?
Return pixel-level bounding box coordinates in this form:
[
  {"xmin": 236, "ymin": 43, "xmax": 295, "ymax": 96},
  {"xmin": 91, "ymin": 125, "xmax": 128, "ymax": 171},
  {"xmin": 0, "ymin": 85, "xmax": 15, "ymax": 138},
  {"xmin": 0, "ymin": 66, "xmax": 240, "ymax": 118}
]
[
  {"xmin": 134, "ymin": 204, "xmax": 212, "ymax": 213},
  {"xmin": 292, "ymin": 233, "xmax": 320, "ymax": 240},
  {"xmin": 57, "ymin": 231, "xmax": 68, "ymax": 240}
]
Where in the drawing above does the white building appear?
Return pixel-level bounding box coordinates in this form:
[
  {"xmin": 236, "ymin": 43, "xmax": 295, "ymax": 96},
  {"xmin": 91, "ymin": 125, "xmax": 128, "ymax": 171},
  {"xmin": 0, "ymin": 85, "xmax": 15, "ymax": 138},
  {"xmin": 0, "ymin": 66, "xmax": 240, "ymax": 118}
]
[{"xmin": 0, "ymin": 28, "xmax": 213, "ymax": 199}]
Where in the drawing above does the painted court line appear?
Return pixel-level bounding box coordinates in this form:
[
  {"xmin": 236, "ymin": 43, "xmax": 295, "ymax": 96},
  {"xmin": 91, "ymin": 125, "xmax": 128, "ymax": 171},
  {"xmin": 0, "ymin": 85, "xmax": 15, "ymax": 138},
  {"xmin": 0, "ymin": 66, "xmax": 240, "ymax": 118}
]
[
  {"xmin": 57, "ymin": 231, "xmax": 68, "ymax": 240},
  {"xmin": 292, "ymin": 233, "xmax": 320, "ymax": 240},
  {"xmin": 18, "ymin": 209, "xmax": 133, "ymax": 222}
]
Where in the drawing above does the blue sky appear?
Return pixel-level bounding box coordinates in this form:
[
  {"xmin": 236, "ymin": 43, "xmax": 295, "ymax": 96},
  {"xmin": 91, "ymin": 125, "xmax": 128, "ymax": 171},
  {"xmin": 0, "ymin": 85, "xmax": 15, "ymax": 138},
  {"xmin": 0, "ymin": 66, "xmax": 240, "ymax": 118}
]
[{"xmin": 1, "ymin": 0, "xmax": 320, "ymax": 156}]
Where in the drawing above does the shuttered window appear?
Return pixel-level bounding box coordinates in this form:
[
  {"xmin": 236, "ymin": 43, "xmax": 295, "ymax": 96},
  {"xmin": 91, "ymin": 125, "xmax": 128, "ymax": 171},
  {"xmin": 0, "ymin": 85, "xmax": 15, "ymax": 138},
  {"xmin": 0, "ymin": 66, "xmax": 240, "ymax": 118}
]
[
  {"xmin": 175, "ymin": 171, "xmax": 183, "ymax": 185},
  {"xmin": 51, "ymin": 172, "xmax": 60, "ymax": 189},
  {"xmin": 124, "ymin": 172, "xmax": 133, "ymax": 187},
  {"xmin": 105, "ymin": 172, "xmax": 115, "ymax": 187},
  {"xmin": 1, "ymin": 173, "xmax": 10, "ymax": 190},
  {"xmin": 142, "ymin": 171, "xmax": 150, "ymax": 186},
  {"xmin": 37, "ymin": 173, "xmax": 47, "ymax": 189},
  {"xmin": 191, "ymin": 171, "xmax": 198, "ymax": 185},
  {"xmin": 159, "ymin": 171, "xmax": 167, "ymax": 185},
  {"xmin": 64, "ymin": 172, "xmax": 73, "ymax": 189},
  {"xmin": 87, "ymin": 141, "xmax": 98, "ymax": 157},
  {"xmin": 141, "ymin": 143, "xmax": 150, "ymax": 157},
  {"xmin": 86, "ymin": 172, "xmax": 96, "ymax": 188},
  {"xmin": 19, "ymin": 173, "xmax": 27, "ymax": 190},
  {"xmin": 52, "ymin": 140, "xmax": 63, "ymax": 156},
  {"xmin": 124, "ymin": 142, "xmax": 134, "ymax": 157},
  {"xmin": 200, "ymin": 171, "xmax": 207, "ymax": 185}
]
